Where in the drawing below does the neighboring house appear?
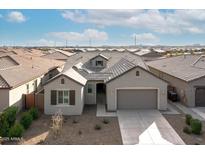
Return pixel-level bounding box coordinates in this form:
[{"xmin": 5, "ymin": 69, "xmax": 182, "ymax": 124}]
[
  {"xmin": 42, "ymin": 49, "xmax": 76, "ymax": 61},
  {"xmin": 135, "ymin": 49, "xmax": 162, "ymax": 61},
  {"xmin": 44, "ymin": 51, "xmax": 168, "ymax": 115},
  {"xmin": 0, "ymin": 54, "xmax": 65, "ymax": 112},
  {"xmin": 147, "ymin": 55, "xmax": 205, "ymax": 107}
]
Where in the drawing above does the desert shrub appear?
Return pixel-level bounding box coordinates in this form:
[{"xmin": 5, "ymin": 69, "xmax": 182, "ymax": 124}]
[
  {"xmin": 78, "ymin": 130, "xmax": 82, "ymax": 135},
  {"xmin": 3, "ymin": 106, "xmax": 18, "ymax": 127},
  {"xmin": 9, "ymin": 123, "xmax": 24, "ymax": 138},
  {"xmin": 20, "ymin": 112, "xmax": 33, "ymax": 129},
  {"xmin": 102, "ymin": 119, "xmax": 109, "ymax": 124},
  {"xmin": 29, "ymin": 107, "xmax": 39, "ymax": 120},
  {"xmin": 190, "ymin": 119, "xmax": 202, "ymax": 135},
  {"xmin": 94, "ymin": 124, "xmax": 101, "ymax": 130},
  {"xmin": 72, "ymin": 119, "xmax": 78, "ymax": 124},
  {"xmin": 0, "ymin": 115, "xmax": 10, "ymax": 137},
  {"xmin": 183, "ymin": 126, "xmax": 192, "ymax": 134},
  {"xmin": 185, "ymin": 114, "xmax": 192, "ymax": 125}
]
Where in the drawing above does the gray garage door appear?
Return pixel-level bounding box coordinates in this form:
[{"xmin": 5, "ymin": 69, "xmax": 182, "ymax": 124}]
[
  {"xmin": 196, "ymin": 88, "xmax": 205, "ymax": 106},
  {"xmin": 117, "ymin": 89, "xmax": 157, "ymax": 109}
]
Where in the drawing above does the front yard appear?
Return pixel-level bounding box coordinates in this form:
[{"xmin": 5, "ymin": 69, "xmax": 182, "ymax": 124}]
[
  {"xmin": 10, "ymin": 105, "xmax": 122, "ymax": 145},
  {"xmin": 164, "ymin": 114, "xmax": 205, "ymax": 145}
]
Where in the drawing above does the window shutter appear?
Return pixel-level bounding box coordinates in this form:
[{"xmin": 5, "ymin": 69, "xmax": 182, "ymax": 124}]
[
  {"xmin": 51, "ymin": 90, "xmax": 57, "ymax": 105},
  {"xmin": 69, "ymin": 90, "xmax": 75, "ymax": 105}
]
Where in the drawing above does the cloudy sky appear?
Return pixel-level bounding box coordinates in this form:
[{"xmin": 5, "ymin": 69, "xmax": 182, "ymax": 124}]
[{"xmin": 0, "ymin": 9, "xmax": 205, "ymax": 46}]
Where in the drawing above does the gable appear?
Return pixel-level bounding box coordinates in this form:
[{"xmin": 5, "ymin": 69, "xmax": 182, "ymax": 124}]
[
  {"xmin": 106, "ymin": 66, "xmax": 168, "ymax": 86},
  {"xmin": 44, "ymin": 74, "xmax": 85, "ymax": 90}
]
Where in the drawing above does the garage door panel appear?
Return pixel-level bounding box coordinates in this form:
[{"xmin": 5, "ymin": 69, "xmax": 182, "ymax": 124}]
[
  {"xmin": 117, "ymin": 89, "xmax": 157, "ymax": 109},
  {"xmin": 196, "ymin": 88, "xmax": 205, "ymax": 107}
]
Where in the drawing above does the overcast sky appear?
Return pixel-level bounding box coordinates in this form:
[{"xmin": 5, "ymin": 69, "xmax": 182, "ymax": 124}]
[{"xmin": 0, "ymin": 9, "xmax": 205, "ymax": 46}]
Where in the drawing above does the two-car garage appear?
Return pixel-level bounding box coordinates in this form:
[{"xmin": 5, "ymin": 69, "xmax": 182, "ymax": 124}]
[{"xmin": 117, "ymin": 89, "xmax": 158, "ymax": 109}]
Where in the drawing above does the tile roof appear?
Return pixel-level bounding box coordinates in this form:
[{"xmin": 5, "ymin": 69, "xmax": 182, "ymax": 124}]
[
  {"xmin": 63, "ymin": 51, "xmax": 148, "ymax": 82},
  {"xmin": 104, "ymin": 58, "xmax": 136, "ymax": 82},
  {"xmin": 0, "ymin": 56, "xmax": 19, "ymax": 70},
  {"xmin": 0, "ymin": 75, "xmax": 10, "ymax": 88},
  {"xmin": 42, "ymin": 50, "xmax": 76, "ymax": 61},
  {"xmin": 147, "ymin": 55, "xmax": 205, "ymax": 82},
  {"xmin": 0, "ymin": 54, "xmax": 65, "ymax": 89}
]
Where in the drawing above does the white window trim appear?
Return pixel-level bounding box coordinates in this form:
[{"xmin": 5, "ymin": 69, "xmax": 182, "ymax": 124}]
[{"xmin": 56, "ymin": 90, "xmax": 70, "ymax": 105}]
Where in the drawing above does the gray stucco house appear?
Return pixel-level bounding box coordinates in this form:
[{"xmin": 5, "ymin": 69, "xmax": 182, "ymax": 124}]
[
  {"xmin": 148, "ymin": 55, "xmax": 205, "ymax": 107},
  {"xmin": 44, "ymin": 51, "xmax": 168, "ymax": 115}
]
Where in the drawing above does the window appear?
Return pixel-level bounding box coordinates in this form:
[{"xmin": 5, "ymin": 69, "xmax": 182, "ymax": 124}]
[
  {"xmin": 136, "ymin": 71, "xmax": 140, "ymax": 76},
  {"xmin": 88, "ymin": 84, "xmax": 92, "ymax": 93},
  {"xmin": 61, "ymin": 78, "xmax": 65, "ymax": 84},
  {"xmin": 63, "ymin": 91, "xmax": 69, "ymax": 104},
  {"xmin": 51, "ymin": 90, "xmax": 75, "ymax": 105},
  {"xmin": 57, "ymin": 90, "xmax": 69, "ymax": 104},
  {"xmin": 95, "ymin": 60, "xmax": 103, "ymax": 67},
  {"xmin": 26, "ymin": 84, "xmax": 29, "ymax": 94}
]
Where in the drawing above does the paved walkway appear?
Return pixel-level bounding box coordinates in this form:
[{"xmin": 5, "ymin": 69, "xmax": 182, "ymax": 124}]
[
  {"xmin": 96, "ymin": 103, "xmax": 117, "ymax": 117},
  {"xmin": 171, "ymin": 103, "xmax": 204, "ymax": 121},
  {"xmin": 191, "ymin": 107, "xmax": 205, "ymax": 121},
  {"xmin": 160, "ymin": 102, "xmax": 180, "ymax": 115},
  {"xmin": 117, "ymin": 110, "xmax": 185, "ymax": 145}
]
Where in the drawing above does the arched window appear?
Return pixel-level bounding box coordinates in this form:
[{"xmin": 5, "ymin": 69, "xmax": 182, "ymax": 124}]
[{"xmin": 136, "ymin": 71, "xmax": 140, "ymax": 76}]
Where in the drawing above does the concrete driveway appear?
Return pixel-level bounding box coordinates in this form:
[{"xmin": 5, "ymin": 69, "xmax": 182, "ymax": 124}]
[{"xmin": 117, "ymin": 110, "xmax": 185, "ymax": 145}]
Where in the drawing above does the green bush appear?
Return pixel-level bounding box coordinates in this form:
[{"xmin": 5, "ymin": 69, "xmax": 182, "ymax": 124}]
[
  {"xmin": 20, "ymin": 112, "xmax": 33, "ymax": 129},
  {"xmin": 0, "ymin": 115, "xmax": 10, "ymax": 137},
  {"xmin": 185, "ymin": 114, "xmax": 192, "ymax": 125},
  {"xmin": 9, "ymin": 123, "xmax": 24, "ymax": 138},
  {"xmin": 183, "ymin": 126, "xmax": 192, "ymax": 134},
  {"xmin": 29, "ymin": 107, "xmax": 39, "ymax": 120},
  {"xmin": 3, "ymin": 106, "xmax": 18, "ymax": 127},
  {"xmin": 102, "ymin": 119, "xmax": 109, "ymax": 124},
  {"xmin": 190, "ymin": 119, "xmax": 202, "ymax": 135}
]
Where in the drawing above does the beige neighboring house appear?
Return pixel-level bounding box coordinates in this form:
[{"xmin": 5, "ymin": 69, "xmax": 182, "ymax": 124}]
[
  {"xmin": 147, "ymin": 55, "xmax": 205, "ymax": 107},
  {"xmin": 42, "ymin": 49, "xmax": 76, "ymax": 61},
  {"xmin": 44, "ymin": 51, "xmax": 167, "ymax": 115},
  {"xmin": 0, "ymin": 54, "xmax": 65, "ymax": 112}
]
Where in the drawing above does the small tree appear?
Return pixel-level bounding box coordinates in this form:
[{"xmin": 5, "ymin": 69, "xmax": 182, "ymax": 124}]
[
  {"xmin": 3, "ymin": 106, "xmax": 18, "ymax": 127},
  {"xmin": 20, "ymin": 112, "xmax": 33, "ymax": 129},
  {"xmin": 0, "ymin": 116, "xmax": 10, "ymax": 137},
  {"xmin": 29, "ymin": 107, "xmax": 39, "ymax": 120},
  {"xmin": 9, "ymin": 123, "xmax": 24, "ymax": 138}
]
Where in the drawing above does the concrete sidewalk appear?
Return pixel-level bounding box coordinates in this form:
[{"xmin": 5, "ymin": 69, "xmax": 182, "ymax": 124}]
[{"xmin": 171, "ymin": 103, "xmax": 204, "ymax": 121}]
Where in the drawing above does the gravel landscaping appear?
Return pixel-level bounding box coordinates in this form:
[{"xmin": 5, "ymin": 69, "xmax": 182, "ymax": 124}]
[
  {"xmin": 163, "ymin": 114, "xmax": 205, "ymax": 145},
  {"xmin": 10, "ymin": 105, "xmax": 122, "ymax": 145}
]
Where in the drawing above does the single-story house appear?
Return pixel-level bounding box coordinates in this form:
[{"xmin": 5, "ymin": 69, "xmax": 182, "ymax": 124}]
[
  {"xmin": 147, "ymin": 55, "xmax": 205, "ymax": 107},
  {"xmin": 42, "ymin": 49, "xmax": 76, "ymax": 61},
  {"xmin": 0, "ymin": 54, "xmax": 65, "ymax": 112},
  {"xmin": 44, "ymin": 51, "xmax": 168, "ymax": 115},
  {"xmin": 135, "ymin": 48, "xmax": 162, "ymax": 61}
]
